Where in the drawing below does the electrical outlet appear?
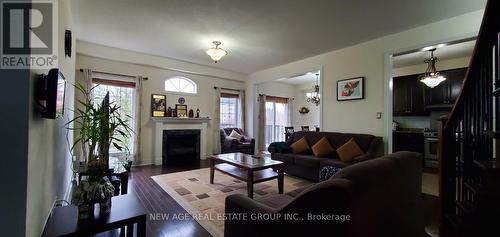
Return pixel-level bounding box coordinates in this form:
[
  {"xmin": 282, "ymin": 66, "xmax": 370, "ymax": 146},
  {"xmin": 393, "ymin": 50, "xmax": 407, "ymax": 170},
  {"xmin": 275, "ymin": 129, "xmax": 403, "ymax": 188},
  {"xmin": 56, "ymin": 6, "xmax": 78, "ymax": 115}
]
[{"xmin": 376, "ymin": 112, "xmax": 382, "ymax": 119}]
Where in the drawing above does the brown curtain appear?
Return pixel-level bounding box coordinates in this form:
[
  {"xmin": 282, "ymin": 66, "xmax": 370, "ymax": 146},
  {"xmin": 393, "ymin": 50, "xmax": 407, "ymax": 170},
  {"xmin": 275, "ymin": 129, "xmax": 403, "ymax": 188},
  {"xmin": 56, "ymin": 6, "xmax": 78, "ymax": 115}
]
[
  {"xmin": 93, "ymin": 78, "xmax": 136, "ymax": 88},
  {"xmin": 266, "ymin": 95, "xmax": 289, "ymax": 104}
]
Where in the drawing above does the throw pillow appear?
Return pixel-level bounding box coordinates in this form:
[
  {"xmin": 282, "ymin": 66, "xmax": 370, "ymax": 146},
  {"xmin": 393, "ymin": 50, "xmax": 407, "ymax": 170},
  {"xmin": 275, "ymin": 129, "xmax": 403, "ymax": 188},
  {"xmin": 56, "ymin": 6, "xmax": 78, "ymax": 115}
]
[
  {"xmin": 229, "ymin": 130, "xmax": 243, "ymax": 141},
  {"xmin": 311, "ymin": 137, "xmax": 335, "ymax": 157},
  {"xmin": 290, "ymin": 137, "xmax": 310, "ymax": 154},
  {"xmin": 336, "ymin": 138, "xmax": 364, "ymax": 162}
]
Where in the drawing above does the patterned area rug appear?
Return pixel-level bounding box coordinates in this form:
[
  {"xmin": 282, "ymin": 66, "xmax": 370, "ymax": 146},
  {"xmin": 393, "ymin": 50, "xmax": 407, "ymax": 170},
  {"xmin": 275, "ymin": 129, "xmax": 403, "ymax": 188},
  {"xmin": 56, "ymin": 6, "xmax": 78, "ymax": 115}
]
[{"xmin": 151, "ymin": 168, "xmax": 311, "ymax": 237}]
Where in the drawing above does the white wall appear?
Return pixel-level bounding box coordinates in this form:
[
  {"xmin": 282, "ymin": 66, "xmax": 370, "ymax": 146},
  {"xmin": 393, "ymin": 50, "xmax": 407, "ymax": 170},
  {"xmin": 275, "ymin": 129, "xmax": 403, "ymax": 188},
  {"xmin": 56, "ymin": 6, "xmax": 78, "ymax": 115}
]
[
  {"xmin": 246, "ymin": 10, "xmax": 483, "ymax": 151},
  {"xmin": 26, "ymin": 1, "xmax": 77, "ymax": 236},
  {"xmin": 76, "ymin": 52, "xmax": 246, "ymax": 165}
]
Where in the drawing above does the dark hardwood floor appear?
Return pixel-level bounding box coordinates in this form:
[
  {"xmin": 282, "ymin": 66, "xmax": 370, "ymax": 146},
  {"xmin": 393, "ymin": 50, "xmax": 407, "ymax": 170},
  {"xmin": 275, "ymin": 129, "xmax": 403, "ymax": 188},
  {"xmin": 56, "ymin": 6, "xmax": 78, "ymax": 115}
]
[
  {"xmin": 127, "ymin": 160, "xmax": 212, "ymax": 237},
  {"xmin": 100, "ymin": 160, "xmax": 438, "ymax": 237}
]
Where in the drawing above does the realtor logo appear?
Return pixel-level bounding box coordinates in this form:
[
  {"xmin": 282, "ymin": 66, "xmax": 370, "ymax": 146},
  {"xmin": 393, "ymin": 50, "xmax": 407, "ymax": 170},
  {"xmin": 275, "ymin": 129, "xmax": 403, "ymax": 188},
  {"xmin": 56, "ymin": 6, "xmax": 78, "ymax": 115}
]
[{"xmin": 1, "ymin": 1, "xmax": 58, "ymax": 69}]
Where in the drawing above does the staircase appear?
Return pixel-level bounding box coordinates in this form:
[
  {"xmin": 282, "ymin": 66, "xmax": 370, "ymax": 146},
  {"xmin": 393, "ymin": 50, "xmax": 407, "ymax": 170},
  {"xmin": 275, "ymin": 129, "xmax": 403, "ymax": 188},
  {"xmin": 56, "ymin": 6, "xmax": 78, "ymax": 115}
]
[{"xmin": 438, "ymin": 0, "xmax": 500, "ymax": 236}]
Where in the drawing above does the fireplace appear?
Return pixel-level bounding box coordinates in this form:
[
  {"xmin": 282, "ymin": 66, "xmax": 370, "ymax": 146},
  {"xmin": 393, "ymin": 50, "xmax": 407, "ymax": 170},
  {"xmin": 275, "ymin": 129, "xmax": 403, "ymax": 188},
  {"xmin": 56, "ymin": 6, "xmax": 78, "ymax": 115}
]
[{"xmin": 162, "ymin": 129, "xmax": 200, "ymax": 165}]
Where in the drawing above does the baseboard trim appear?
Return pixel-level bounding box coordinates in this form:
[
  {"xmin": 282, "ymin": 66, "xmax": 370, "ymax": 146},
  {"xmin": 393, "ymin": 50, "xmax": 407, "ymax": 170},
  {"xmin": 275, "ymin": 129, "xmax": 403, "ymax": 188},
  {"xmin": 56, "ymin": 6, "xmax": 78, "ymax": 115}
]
[{"xmin": 132, "ymin": 161, "xmax": 155, "ymax": 167}]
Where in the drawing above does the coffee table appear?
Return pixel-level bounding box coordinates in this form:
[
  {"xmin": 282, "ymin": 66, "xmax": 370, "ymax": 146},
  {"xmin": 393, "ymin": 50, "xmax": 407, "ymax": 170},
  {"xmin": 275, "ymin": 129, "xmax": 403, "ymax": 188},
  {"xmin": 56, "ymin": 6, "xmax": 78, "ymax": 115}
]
[{"xmin": 210, "ymin": 152, "xmax": 284, "ymax": 199}]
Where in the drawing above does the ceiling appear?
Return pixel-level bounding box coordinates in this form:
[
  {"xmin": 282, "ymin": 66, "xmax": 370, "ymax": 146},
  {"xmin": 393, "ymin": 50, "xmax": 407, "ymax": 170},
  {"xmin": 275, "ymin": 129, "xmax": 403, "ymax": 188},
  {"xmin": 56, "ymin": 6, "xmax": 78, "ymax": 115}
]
[
  {"xmin": 393, "ymin": 40, "xmax": 476, "ymax": 68},
  {"xmin": 71, "ymin": 0, "xmax": 486, "ymax": 74},
  {"xmin": 277, "ymin": 71, "xmax": 320, "ymax": 85}
]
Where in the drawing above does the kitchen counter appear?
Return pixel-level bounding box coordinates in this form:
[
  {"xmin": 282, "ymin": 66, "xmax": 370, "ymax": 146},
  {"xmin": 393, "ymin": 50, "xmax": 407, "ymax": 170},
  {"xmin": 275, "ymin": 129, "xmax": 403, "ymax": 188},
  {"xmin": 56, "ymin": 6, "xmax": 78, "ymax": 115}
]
[{"xmin": 393, "ymin": 128, "xmax": 424, "ymax": 134}]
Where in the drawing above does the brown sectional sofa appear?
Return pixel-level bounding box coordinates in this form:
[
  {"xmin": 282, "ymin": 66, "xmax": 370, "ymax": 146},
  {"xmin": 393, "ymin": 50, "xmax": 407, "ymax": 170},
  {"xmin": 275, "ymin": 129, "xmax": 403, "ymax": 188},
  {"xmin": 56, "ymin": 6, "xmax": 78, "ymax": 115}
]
[
  {"xmin": 270, "ymin": 131, "xmax": 384, "ymax": 181},
  {"xmin": 225, "ymin": 151, "xmax": 423, "ymax": 237}
]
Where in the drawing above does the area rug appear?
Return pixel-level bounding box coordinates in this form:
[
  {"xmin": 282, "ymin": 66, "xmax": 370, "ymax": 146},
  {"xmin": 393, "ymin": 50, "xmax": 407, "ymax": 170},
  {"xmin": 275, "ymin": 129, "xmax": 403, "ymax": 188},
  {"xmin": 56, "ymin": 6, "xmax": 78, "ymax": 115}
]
[{"xmin": 151, "ymin": 168, "xmax": 311, "ymax": 237}]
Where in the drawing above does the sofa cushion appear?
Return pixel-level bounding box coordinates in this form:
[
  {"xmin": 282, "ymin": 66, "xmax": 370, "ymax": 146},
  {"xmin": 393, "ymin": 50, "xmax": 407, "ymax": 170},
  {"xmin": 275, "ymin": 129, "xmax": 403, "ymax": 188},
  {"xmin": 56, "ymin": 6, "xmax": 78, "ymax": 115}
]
[
  {"xmin": 311, "ymin": 137, "xmax": 335, "ymax": 157},
  {"xmin": 294, "ymin": 155, "xmax": 325, "ymax": 168},
  {"xmin": 257, "ymin": 194, "xmax": 293, "ymax": 209},
  {"xmin": 336, "ymin": 138, "xmax": 364, "ymax": 162},
  {"xmin": 286, "ymin": 184, "xmax": 314, "ymax": 197},
  {"xmin": 290, "ymin": 137, "xmax": 310, "ymax": 154},
  {"xmin": 229, "ymin": 130, "xmax": 243, "ymax": 141}
]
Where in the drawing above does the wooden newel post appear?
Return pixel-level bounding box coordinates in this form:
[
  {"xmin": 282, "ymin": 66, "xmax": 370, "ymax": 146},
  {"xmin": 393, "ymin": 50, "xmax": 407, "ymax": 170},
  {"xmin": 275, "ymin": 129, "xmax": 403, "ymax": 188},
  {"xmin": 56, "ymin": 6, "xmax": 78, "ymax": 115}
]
[{"xmin": 437, "ymin": 115, "xmax": 449, "ymax": 236}]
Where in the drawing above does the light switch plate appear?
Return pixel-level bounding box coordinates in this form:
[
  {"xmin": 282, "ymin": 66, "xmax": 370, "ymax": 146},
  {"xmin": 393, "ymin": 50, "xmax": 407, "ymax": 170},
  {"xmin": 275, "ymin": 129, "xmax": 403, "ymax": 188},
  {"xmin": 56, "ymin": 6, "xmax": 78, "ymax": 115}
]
[{"xmin": 376, "ymin": 112, "xmax": 382, "ymax": 119}]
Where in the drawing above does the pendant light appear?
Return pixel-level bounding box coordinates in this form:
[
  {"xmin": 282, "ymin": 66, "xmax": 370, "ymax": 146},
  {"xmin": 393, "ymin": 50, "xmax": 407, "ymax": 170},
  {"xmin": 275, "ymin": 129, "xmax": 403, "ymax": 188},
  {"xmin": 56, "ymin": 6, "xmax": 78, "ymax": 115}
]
[
  {"xmin": 306, "ymin": 73, "xmax": 321, "ymax": 106},
  {"xmin": 419, "ymin": 49, "xmax": 446, "ymax": 88}
]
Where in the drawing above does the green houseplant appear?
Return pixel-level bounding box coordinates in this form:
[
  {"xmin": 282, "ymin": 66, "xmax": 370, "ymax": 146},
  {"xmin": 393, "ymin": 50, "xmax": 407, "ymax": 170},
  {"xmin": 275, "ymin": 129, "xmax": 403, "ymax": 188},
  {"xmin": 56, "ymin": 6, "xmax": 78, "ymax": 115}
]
[{"xmin": 67, "ymin": 83, "xmax": 133, "ymax": 217}]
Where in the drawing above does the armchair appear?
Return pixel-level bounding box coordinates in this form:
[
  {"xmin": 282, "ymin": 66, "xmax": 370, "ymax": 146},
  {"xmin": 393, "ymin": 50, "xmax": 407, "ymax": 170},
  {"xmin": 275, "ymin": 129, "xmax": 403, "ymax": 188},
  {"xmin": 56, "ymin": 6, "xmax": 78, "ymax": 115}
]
[{"xmin": 220, "ymin": 128, "xmax": 255, "ymax": 155}]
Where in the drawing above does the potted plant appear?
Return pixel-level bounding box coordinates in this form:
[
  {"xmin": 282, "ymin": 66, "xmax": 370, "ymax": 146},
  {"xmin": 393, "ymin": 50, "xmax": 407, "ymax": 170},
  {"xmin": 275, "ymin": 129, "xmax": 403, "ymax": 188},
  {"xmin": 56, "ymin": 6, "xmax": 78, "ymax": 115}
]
[{"xmin": 67, "ymin": 84, "xmax": 133, "ymax": 217}]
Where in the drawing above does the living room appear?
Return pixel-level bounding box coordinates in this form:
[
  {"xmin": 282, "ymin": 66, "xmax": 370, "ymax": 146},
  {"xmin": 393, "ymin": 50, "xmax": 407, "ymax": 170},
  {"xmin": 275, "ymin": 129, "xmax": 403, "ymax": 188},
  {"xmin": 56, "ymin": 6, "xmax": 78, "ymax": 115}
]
[{"xmin": 2, "ymin": 1, "xmax": 498, "ymax": 237}]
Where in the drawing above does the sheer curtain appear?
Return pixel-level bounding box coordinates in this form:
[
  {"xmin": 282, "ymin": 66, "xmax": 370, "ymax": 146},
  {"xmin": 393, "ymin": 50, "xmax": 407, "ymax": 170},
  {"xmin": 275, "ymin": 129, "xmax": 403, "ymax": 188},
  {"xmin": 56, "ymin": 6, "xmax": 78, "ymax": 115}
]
[
  {"xmin": 287, "ymin": 98, "xmax": 293, "ymax": 127},
  {"xmin": 132, "ymin": 76, "xmax": 143, "ymax": 162},
  {"xmin": 238, "ymin": 90, "xmax": 245, "ymax": 130},
  {"xmin": 213, "ymin": 87, "xmax": 222, "ymax": 154},
  {"xmin": 257, "ymin": 94, "xmax": 267, "ymax": 152}
]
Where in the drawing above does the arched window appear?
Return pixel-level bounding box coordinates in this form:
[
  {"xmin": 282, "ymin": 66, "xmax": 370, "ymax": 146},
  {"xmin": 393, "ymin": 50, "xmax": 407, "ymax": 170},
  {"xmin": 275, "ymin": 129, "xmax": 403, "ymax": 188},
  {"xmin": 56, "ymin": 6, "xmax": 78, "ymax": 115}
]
[{"xmin": 164, "ymin": 76, "xmax": 197, "ymax": 94}]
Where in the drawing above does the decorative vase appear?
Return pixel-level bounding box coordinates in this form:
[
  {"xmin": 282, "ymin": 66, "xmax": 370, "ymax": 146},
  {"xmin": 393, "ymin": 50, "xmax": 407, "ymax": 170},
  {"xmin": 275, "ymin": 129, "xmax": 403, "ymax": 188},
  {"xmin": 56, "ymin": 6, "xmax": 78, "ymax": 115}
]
[
  {"xmin": 92, "ymin": 177, "xmax": 115, "ymax": 215},
  {"xmin": 196, "ymin": 108, "xmax": 200, "ymax": 118},
  {"xmin": 77, "ymin": 202, "xmax": 94, "ymax": 219},
  {"xmin": 188, "ymin": 109, "xmax": 194, "ymax": 118}
]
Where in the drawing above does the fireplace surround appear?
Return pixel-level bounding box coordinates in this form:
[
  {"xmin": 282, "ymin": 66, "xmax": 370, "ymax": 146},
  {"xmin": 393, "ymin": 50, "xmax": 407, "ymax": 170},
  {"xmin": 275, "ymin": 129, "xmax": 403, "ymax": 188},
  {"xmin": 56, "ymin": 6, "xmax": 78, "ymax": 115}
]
[{"xmin": 153, "ymin": 117, "xmax": 210, "ymax": 165}]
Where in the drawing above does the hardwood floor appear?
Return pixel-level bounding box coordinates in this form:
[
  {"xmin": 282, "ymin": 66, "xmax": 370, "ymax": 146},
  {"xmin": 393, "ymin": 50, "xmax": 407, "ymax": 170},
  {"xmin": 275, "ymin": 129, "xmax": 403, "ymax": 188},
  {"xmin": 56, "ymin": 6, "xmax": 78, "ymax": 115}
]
[
  {"xmin": 127, "ymin": 161, "xmax": 212, "ymax": 237},
  {"xmin": 106, "ymin": 160, "xmax": 438, "ymax": 237}
]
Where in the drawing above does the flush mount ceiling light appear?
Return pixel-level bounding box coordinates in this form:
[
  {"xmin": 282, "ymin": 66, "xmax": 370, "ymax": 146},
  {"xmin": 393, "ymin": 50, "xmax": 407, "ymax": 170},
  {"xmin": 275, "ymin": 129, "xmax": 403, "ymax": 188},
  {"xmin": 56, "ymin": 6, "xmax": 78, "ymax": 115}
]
[
  {"xmin": 419, "ymin": 49, "xmax": 446, "ymax": 88},
  {"xmin": 205, "ymin": 41, "xmax": 227, "ymax": 63}
]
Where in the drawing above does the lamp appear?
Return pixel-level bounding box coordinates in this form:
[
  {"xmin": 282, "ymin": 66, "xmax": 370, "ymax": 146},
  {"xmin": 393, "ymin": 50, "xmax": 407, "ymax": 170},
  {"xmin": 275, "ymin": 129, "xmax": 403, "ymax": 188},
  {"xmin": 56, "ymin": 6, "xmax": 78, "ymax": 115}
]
[
  {"xmin": 206, "ymin": 41, "xmax": 227, "ymax": 63},
  {"xmin": 419, "ymin": 49, "xmax": 446, "ymax": 88},
  {"xmin": 306, "ymin": 73, "xmax": 321, "ymax": 106}
]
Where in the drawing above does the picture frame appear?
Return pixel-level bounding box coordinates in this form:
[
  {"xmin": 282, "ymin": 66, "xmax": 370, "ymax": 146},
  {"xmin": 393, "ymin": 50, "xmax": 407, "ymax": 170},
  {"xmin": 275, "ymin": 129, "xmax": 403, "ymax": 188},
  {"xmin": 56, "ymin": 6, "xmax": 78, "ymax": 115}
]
[
  {"xmin": 151, "ymin": 94, "xmax": 167, "ymax": 117},
  {"xmin": 176, "ymin": 104, "xmax": 188, "ymax": 117},
  {"xmin": 337, "ymin": 77, "xmax": 365, "ymax": 101}
]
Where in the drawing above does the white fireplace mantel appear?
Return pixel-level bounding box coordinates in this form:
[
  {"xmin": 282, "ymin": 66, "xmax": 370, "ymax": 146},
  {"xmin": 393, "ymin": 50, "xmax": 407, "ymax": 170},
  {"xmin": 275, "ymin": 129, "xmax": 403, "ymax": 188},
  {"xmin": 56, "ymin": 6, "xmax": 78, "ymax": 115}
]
[{"xmin": 153, "ymin": 117, "xmax": 211, "ymax": 165}]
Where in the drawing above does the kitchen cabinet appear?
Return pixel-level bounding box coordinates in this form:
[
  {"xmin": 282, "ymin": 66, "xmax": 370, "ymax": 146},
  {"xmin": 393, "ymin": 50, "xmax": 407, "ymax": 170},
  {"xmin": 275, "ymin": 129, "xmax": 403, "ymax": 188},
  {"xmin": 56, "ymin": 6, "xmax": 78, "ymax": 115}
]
[
  {"xmin": 393, "ymin": 75, "xmax": 427, "ymax": 116},
  {"xmin": 425, "ymin": 68, "xmax": 467, "ymax": 109},
  {"xmin": 392, "ymin": 131, "xmax": 424, "ymax": 154}
]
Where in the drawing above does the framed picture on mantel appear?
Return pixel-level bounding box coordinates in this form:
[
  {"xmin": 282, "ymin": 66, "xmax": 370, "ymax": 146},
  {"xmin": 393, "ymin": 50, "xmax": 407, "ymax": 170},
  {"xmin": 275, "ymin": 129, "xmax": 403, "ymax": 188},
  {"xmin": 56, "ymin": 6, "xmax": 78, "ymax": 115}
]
[
  {"xmin": 151, "ymin": 94, "xmax": 166, "ymax": 117},
  {"xmin": 337, "ymin": 77, "xmax": 365, "ymax": 101}
]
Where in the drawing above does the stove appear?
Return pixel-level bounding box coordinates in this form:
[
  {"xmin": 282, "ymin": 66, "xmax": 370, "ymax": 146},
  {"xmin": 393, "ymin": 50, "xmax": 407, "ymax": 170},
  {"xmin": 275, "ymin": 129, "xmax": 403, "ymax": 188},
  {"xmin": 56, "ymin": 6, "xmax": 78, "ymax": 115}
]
[{"xmin": 423, "ymin": 129, "xmax": 438, "ymax": 168}]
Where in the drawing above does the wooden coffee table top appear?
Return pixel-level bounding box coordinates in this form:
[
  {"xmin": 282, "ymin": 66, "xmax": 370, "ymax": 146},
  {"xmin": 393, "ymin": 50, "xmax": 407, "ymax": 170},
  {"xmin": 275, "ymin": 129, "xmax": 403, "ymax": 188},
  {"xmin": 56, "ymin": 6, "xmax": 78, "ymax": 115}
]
[{"xmin": 210, "ymin": 152, "xmax": 282, "ymax": 169}]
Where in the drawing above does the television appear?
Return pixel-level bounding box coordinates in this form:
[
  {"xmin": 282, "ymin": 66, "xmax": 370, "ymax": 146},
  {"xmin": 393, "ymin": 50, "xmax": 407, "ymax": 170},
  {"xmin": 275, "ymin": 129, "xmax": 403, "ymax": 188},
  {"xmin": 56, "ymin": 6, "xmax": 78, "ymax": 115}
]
[{"xmin": 39, "ymin": 68, "xmax": 66, "ymax": 119}]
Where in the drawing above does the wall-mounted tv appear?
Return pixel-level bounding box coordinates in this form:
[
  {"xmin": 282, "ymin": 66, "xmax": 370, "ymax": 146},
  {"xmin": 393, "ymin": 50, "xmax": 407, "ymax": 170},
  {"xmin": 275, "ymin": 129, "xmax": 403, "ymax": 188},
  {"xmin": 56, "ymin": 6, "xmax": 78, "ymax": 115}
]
[{"xmin": 39, "ymin": 68, "xmax": 66, "ymax": 119}]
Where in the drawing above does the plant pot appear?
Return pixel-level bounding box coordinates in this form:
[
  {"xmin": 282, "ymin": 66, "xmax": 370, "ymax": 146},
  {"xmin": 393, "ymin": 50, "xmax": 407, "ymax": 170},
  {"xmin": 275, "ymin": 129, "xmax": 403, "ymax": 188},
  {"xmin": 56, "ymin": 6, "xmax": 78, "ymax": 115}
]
[
  {"xmin": 124, "ymin": 161, "xmax": 133, "ymax": 172},
  {"xmin": 99, "ymin": 197, "xmax": 112, "ymax": 215},
  {"xmin": 78, "ymin": 203, "xmax": 94, "ymax": 219}
]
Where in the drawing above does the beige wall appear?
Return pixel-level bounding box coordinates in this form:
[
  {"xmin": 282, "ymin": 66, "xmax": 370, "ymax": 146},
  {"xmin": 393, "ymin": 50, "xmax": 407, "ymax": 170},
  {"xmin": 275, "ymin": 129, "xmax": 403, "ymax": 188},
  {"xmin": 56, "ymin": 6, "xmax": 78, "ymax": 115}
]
[
  {"xmin": 76, "ymin": 53, "xmax": 246, "ymax": 165},
  {"xmin": 26, "ymin": 1, "xmax": 77, "ymax": 236},
  {"xmin": 246, "ymin": 10, "xmax": 483, "ymax": 150}
]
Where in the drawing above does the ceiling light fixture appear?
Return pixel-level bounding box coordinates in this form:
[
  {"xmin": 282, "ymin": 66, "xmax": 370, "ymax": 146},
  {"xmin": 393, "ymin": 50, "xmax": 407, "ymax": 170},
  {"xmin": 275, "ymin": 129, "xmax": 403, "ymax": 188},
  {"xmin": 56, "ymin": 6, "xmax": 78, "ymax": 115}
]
[
  {"xmin": 307, "ymin": 73, "xmax": 321, "ymax": 106},
  {"xmin": 206, "ymin": 41, "xmax": 227, "ymax": 63},
  {"xmin": 419, "ymin": 49, "xmax": 446, "ymax": 88}
]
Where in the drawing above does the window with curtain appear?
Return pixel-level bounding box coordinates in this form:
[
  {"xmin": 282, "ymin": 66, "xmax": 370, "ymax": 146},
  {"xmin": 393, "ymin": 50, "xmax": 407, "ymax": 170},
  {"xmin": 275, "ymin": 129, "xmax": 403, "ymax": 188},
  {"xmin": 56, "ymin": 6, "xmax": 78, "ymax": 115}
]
[
  {"xmin": 220, "ymin": 92, "xmax": 240, "ymax": 128},
  {"xmin": 92, "ymin": 77, "xmax": 136, "ymax": 157},
  {"xmin": 265, "ymin": 96, "xmax": 289, "ymax": 147}
]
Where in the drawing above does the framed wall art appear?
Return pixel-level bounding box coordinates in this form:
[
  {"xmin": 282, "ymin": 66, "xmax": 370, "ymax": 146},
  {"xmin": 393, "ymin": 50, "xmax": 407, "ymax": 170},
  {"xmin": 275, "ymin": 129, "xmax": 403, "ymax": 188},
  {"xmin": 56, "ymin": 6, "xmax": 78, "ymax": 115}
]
[
  {"xmin": 176, "ymin": 104, "xmax": 188, "ymax": 117},
  {"xmin": 151, "ymin": 94, "xmax": 167, "ymax": 117},
  {"xmin": 337, "ymin": 77, "xmax": 364, "ymax": 101}
]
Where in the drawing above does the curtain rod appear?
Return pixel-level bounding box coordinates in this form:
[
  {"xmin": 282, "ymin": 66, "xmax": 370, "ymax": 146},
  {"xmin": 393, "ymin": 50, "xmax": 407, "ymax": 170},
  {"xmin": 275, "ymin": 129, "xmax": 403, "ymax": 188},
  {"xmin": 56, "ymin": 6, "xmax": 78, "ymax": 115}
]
[
  {"xmin": 258, "ymin": 94, "xmax": 294, "ymax": 100},
  {"xmin": 213, "ymin": 86, "xmax": 241, "ymax": 92},
  {"xmin": 79, "ymin": 69, "xmax": 148, "ymax": 80}
]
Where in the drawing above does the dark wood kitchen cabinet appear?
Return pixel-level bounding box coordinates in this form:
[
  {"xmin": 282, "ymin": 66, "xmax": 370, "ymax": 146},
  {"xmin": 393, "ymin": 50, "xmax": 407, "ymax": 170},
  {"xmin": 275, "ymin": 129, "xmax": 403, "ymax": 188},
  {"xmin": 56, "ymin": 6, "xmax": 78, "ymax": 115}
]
[
  {"xmin": 392, "ymin": 132, "xmax": 424, "ymax": 154},
  {"xmin": 393, "ymin": 75, "xmax": 427, "ymax": 116},
  {"xmin": 425, "ymin": 67, "xmax": 467, "ymax": 108}
]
